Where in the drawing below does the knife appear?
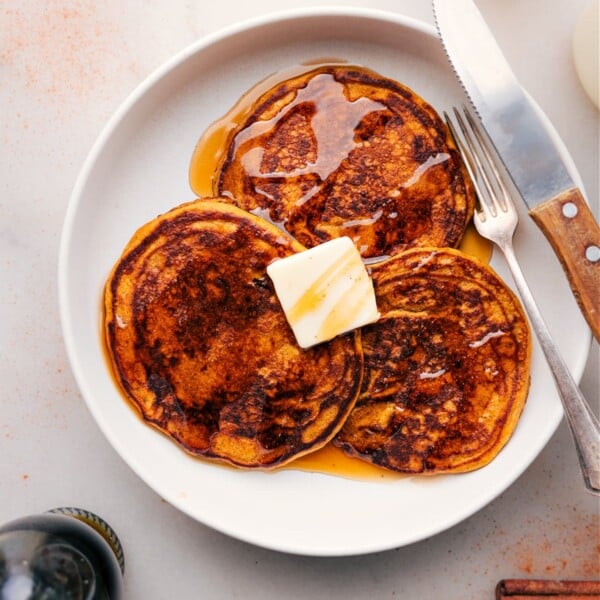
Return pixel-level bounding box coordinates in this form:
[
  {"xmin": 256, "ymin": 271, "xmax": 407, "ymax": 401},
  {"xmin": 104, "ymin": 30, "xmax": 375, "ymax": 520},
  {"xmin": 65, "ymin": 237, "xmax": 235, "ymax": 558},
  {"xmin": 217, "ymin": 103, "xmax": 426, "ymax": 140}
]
[{"xmin": 433, "ymin": 0, "xmax": 600, "ymax": 341}]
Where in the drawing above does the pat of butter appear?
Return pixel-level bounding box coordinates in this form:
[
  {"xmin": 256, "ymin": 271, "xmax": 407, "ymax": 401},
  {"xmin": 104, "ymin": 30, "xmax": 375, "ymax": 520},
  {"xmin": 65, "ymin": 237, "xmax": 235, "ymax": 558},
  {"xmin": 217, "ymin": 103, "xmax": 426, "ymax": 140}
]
[{"xmin": 267, "ymin": 237, "xmax": 380, "ymax": 348}]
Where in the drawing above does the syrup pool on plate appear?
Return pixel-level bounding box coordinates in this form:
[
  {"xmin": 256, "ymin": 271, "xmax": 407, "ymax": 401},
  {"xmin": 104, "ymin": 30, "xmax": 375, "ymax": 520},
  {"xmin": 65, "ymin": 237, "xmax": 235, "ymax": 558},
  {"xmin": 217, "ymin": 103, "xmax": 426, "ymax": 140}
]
[{"xmin": 285, "ymin": 442, "xmax": 404, "ymax": 481}]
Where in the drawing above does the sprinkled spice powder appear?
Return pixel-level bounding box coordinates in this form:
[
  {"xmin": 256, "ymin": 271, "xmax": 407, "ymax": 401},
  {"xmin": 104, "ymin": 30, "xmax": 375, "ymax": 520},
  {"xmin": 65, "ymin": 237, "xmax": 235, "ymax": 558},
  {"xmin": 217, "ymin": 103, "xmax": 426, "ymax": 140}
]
[{"xmin": 0, "ymin": 1, "xmax": 130, "ymax": 105}]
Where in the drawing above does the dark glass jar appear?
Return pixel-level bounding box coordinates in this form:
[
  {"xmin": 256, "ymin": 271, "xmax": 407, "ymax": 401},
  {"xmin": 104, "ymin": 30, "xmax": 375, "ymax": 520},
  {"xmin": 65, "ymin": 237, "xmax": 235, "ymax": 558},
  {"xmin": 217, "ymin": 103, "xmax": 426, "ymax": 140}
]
[{"xmin": 0, "ymin": 507, "xmax": 124, "ymax": 599}]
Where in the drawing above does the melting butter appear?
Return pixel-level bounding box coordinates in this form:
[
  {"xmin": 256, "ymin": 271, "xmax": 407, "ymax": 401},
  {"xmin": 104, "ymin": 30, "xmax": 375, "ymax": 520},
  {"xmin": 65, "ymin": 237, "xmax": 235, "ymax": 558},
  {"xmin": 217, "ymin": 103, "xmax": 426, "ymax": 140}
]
[{"xmin": 267, "ymin": 237, "xmax": 380, "ymax": 348}]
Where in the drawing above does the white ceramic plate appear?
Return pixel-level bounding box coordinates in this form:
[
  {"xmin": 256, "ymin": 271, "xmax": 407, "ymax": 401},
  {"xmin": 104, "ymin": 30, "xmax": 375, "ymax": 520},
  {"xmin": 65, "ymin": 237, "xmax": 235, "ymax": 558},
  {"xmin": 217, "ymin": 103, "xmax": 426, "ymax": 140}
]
[{"xmin": 59, "ymin": 8, "xmax": 590, "ymax": 556}]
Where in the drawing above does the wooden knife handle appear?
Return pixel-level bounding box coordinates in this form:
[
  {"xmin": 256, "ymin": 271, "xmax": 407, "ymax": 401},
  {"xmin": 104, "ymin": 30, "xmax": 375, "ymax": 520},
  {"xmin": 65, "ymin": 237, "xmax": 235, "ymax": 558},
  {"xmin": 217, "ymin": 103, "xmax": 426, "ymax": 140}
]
[{"xmin": 529, "ymin": 187, "xmax": 600, "ymax": 341}]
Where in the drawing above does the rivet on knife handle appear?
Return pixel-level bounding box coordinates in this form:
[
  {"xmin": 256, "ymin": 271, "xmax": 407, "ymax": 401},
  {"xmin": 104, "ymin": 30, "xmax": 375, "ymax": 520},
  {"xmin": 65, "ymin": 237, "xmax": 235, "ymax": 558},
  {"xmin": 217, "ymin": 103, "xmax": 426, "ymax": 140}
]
[{"xmin": 529, "ymin": 187, "xmax": 600, "ymax": 341}]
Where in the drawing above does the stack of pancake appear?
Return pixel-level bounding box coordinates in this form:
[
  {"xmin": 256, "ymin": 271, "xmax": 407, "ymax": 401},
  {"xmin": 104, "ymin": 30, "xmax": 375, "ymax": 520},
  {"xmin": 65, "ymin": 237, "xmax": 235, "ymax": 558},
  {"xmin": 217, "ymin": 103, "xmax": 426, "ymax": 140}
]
[{"xmin": 104, "ymin": 65, "xmax": 531, "ymax": 474}]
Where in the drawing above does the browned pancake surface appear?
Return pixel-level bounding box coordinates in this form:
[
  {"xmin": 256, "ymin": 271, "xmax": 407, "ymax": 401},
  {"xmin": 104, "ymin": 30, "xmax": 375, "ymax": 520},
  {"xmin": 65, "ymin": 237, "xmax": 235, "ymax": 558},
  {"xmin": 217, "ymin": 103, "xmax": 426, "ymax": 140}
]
[
  {"xmin": 104, "ymin": 200, "xmax": 363, "ymax": 468},
  {"xmin": 335, "ymin": 248, "xmax": 531, "ymax": 474},
  {"xmin": 216, "ymin": 65, "xmax": 474, "ymax": 259}
]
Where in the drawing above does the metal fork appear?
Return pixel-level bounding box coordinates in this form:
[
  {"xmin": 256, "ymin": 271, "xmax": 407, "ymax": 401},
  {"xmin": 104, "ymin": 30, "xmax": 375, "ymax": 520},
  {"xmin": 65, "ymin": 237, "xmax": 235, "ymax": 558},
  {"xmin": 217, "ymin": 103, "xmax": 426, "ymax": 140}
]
[{"xmin": 445, "ymin": 106, "xmax": 600, "ymax": 495}]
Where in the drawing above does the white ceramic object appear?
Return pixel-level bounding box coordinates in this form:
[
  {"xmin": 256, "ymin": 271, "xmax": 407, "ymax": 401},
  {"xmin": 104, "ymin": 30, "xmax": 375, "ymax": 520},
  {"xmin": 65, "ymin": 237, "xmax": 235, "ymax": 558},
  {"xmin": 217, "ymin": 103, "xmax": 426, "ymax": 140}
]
[
  {"xmin": 59, "ymin": 7, "xmax": 590, "ymax": 556},
  {"xmin": 573, "ymin": 0, "xmax": 599, "ymax": 108}
]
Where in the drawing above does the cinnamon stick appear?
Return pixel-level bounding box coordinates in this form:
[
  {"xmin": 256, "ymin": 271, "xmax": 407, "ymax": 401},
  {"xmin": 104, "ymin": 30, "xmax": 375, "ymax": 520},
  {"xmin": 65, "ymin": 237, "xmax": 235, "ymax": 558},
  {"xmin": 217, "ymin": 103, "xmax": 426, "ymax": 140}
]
[{"xmin": 496, "ymin": 579, "xmax": 600, "ymax": 598}]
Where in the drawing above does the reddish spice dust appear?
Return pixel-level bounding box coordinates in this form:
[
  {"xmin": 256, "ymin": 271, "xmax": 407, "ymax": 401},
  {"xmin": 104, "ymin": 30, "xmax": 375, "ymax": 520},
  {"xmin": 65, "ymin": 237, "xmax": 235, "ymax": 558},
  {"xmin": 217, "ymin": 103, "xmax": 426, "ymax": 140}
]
[
  {"xmin": 509, "ymin": 511, "xmax": 600, "ymax": 579},
  {"xmin": 0, "ymin": 1, "xmax": 130, "ymax": 105}
]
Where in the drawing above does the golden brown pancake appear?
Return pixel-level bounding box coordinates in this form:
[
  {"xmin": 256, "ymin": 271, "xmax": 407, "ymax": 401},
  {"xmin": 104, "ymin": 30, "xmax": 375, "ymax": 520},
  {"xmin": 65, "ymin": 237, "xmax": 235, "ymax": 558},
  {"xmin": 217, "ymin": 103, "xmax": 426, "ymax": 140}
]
[
  {"xmin": 335, "ymin": 248, "xmax": 531, "ymax": 474},
  {"xmin": 216, "ymin": 64, "xmax": 474, "ymax": 260},
  {"xmin": 104, "ymin": 199, "xmax": 363, "ymax": 469}
]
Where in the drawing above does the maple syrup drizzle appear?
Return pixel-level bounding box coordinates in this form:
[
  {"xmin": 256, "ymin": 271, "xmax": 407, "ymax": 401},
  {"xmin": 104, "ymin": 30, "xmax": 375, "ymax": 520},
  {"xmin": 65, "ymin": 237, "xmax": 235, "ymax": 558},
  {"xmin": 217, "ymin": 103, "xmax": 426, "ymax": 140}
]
[
  {"xmin": 189, "ymin": 60, "xmax": 349, "ymax": 198},
  {"xmin": 231, "ymin": 72, "xmax": 386, "ymax": 186}
]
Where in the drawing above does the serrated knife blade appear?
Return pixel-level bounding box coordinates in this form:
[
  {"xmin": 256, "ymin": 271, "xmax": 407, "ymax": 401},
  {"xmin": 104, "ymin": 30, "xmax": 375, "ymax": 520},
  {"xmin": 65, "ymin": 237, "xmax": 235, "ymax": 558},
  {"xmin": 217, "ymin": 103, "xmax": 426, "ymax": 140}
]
[{"xmin": 433, "ymin": 0, "xmax": 600, "ymax": 340}]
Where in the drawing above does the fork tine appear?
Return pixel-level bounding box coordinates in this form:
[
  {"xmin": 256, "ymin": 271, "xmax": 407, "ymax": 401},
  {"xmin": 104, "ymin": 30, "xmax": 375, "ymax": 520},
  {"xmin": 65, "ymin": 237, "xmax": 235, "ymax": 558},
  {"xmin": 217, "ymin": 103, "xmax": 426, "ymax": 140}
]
[
  {"xmin": 452, "ymin": 107, "xmax": 501, "ymax": 218},
  {"xmin": 444, "ymin": 110, "xmax": 475, "ymax": 175},
  {"xmin": 462, "ymin": 108, "xmax": 512, "ymax": 213},
  {"xmin": 444, "ymin": 109, "xmax": 494, "ymax": 220}
]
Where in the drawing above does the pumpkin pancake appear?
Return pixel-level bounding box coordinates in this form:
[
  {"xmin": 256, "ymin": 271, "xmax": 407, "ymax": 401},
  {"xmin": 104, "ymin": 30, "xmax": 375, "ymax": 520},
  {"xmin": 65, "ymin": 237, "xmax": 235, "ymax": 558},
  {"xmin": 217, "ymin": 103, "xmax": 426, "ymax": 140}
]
[
  {"xmin": 216, "ymin": 64, "xmax": 474, "ymax": 260},
  {"xmin": 104, "ymin": 199, "xmax": 363, "ymax": 469},
  {"xmin": 335, "ymin": 248, "xmax": 531, "ymax": 474}
]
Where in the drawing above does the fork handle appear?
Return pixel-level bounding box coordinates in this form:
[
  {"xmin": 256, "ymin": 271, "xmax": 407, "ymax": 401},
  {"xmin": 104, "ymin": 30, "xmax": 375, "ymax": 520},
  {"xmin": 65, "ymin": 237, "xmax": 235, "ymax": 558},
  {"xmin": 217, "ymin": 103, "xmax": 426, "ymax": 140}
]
[
  {"xmin": 501, "ymin": 240, "xmax": 600, "ymax": 495},
  {"xmin": 529, "ymin": 187, "xmax": 600, "ymax": 341}
]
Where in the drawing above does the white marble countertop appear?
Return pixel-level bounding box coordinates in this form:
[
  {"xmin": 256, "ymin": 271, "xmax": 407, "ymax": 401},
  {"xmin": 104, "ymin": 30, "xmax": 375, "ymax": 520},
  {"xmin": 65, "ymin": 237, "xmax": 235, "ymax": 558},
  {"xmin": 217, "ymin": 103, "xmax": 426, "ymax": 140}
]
[{"xmin": 1, "ymin": 0, "xmax": 598, "ymax": 598}]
